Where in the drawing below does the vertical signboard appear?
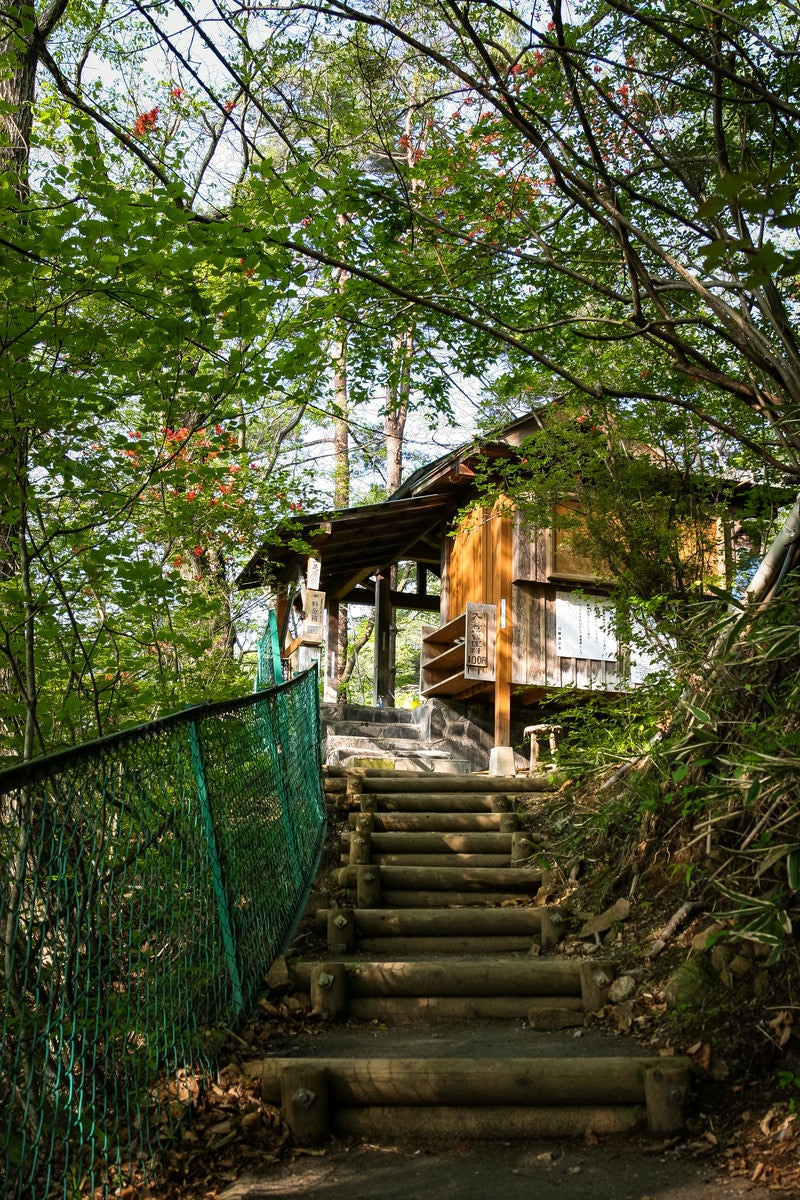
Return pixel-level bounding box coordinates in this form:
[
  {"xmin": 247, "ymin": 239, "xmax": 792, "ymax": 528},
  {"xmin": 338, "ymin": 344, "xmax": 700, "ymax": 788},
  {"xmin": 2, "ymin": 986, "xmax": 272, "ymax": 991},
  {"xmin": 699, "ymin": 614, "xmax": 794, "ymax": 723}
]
[
  {"xmin": 303, "ymin": 589, "xmax": 326, "ymax": 645},
  {"xmin": 464, "ymin": 602, "xmax": 496, "ymax": 681}
]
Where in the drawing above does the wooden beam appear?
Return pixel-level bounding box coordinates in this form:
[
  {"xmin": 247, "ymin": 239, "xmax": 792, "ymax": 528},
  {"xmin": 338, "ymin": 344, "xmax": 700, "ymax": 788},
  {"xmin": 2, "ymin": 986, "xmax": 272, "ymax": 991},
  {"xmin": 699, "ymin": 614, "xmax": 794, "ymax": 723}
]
[{"xmin": 343, "ymin": 585, "xmax": 440, "ymax": 613}]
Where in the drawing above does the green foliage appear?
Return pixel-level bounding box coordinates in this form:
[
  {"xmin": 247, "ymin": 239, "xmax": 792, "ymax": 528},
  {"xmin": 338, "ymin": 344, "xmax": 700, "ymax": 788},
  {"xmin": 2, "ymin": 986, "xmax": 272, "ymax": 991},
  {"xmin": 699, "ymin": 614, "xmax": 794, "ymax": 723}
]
[
  {"xmin": 537, "ymin": 684, "xmax": 673, "ymax": 779},
  {"xmin": 0, "ymin": 98, "xmax": 324, "ymax": 758}
]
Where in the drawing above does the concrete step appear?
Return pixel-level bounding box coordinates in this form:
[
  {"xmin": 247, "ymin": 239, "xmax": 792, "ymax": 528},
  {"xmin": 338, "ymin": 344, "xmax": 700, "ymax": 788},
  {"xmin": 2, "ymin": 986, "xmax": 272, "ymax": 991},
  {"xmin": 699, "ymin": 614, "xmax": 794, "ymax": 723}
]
[
  {"xmin": 320, "ymin": 703, "xmax": 422, "ymax": 727},
  {"xmin": 326, "ymin": 721, "xmax": 422, "ymax": 741},
  {"xmin": 332, "ymin": 753, "xmax": 473, "ymax": 774}
]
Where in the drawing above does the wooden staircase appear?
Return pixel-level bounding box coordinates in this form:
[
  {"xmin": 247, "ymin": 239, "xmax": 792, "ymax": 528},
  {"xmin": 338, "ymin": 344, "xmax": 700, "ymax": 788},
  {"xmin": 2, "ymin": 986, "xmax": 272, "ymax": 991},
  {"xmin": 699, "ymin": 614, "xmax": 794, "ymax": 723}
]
[{"xmin": 258, "ymin": 766, "xmax": 690, "ymax": 1145}]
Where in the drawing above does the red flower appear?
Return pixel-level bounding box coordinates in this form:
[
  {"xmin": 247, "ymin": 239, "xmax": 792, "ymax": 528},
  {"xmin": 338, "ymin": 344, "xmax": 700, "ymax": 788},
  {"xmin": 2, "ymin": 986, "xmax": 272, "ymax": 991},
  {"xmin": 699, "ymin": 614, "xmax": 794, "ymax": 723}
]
[
  {"xmin": 132, "ymin": 107, "xmax": 159, "ymax": 137},
  {"xmin": 193, "ymin": 546, "xmax": 204, "ymax": 557},
  {"xmin": 172, "ymin": 86, "xmax": 184, "ymax": 99}
]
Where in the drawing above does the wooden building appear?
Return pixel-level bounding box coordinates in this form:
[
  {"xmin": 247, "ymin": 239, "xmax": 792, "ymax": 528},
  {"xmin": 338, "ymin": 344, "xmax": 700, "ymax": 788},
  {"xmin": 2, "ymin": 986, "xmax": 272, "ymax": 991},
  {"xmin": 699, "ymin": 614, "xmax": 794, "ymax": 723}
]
[{"xmin": 237, "ymin": 413, "xmax": 741, "ymax": 749}]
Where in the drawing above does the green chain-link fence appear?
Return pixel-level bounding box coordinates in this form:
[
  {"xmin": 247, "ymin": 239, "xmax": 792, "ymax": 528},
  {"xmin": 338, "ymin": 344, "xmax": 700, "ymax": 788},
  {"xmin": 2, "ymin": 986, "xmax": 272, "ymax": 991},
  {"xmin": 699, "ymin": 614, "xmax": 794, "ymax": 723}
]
[
  {"xmin": 255, "ymin": 610, "xmax": 283, "ymax": 690},
  {"xmin": 0, "ymin": 667, "xmax": 326, "ymax": 1199}
]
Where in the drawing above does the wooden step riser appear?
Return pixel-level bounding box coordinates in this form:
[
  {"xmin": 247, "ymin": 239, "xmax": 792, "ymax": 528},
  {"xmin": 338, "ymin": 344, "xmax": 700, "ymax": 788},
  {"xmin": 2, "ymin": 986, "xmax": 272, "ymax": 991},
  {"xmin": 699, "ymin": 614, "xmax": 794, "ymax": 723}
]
[
  {"xmin": 367, "ymin": 890, "xmax": 542, "ymax": 907},
  {"xmin": 318, "ymin": 907, "xmax": 558, "ymax": 938},
  {"xmin": 263, "ymin": 1055, "xmax": 689, "ymax": 1111},
  {"xmin": 343, "ymin": 854, "xmax": 516, "ymax": 868},
  {"xmin": 357, "ymin": 795, "xmax": 513, "ymax": 813},
  {"xmin": 291, "ymin": 958, "xmax": 600, "ymax": 997},
  {"xmin": 344, "ymin": 996, "xmax": 584, "ymax": 1021},
  {"xmin": 324, "ymin": 769, "xmax": 556, "ymax": 792},
  {"xmin": 320, "ymin": 904, "xmax": 563, "ymax": 954},
  {"xmin": 331, "ymin": 1105, "xmax": 643, "ymax": 1141},
  {"xmin": 333, "ymin": 865, "xmax": 549, "ymax": 891},
  {"xmin": 342, "ymin": 831, "xmax": 513, "ymax": 854},
  {"xmin": 347, "ymin": 812, "xmax": 516, "ymax": 832},
  {"xmin": 358, "ymin": 936, "xmax": 543, "ymax": 954}
]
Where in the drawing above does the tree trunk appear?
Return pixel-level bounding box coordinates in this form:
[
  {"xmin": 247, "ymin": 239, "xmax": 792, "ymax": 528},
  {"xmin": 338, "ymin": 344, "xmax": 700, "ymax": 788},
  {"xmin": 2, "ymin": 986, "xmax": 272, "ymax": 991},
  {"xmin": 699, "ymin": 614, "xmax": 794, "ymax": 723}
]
[{"xmin": 0, "ymin": 0, "xmax": 67, "ymax": 757}]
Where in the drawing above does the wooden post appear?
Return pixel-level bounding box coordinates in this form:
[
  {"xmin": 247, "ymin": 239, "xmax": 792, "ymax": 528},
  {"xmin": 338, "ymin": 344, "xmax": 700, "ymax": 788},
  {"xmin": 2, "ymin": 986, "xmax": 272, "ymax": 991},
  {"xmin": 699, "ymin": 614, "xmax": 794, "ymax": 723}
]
[
  {"xmin": 326, "ymin": 902, "xmax": 355, "ymax": 953},
  {"xmin": 580, "ymin": 961, "xmax": 614, "ymax": 1011},
  {"xmin": 280, "ymin": 1065, "xmax": 329, "ymax": 1145},
  {"xmin": 356, "ymin": 866, "xmax": 382, "ymax": 908},
  {"xmin": 511, "ymin": 830, "xmax": 533, "ymax": 863},
  {"xmin": 345, "ymin": 774, "xmax": 362, "ymax": 809},
  {"xmin": 324, "ymin": 598, "xmax": 340, "ymax": 703},
  {"xmin": 354, "ymin": 812, "xmax": 375, "ymax": 834},
  {"xmin": 310, "ymin": 962, "xmax": 348, "ymax": 1020},
  {"xmin": 373, "ymin": 570, "xmax": 394, "ymax": 708},
  {"xmin": 361, "ymin": 793, "xmax": 378, "ymax": 813},
  {"xmin": 499, "ymin": 813, "xmax": 518, "ymax": 833},
  {"xmin": 644, "ymin": 1065, "xmax": 689, "ymax": 1134},
  {"xmin": 494, "ymin": 593, "xmax": 511, "ymax": 751},
  {"xmin": 349, "ymin": 829, "xmax": 372, "ymax": 865}
]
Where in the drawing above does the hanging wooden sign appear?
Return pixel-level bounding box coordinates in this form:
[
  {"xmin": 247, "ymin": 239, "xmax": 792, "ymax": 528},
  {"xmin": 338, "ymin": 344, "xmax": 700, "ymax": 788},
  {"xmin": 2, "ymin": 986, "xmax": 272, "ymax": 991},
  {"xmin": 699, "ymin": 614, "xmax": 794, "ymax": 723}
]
[
  {"xmin": 302, "ymin": 589, "xmax": 326, "ymax": 645},
  {"xmin": 306, "ymin": 558, "xmax": 322, "ymax": 590}
]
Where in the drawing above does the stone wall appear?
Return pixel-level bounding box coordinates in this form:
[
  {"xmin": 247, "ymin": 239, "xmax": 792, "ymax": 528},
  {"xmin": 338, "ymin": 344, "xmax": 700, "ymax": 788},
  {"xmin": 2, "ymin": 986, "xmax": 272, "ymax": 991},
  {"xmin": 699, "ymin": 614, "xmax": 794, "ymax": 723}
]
[{"xmin": 424, "ymin": 699, "xmax": 533, "ymax": 773}]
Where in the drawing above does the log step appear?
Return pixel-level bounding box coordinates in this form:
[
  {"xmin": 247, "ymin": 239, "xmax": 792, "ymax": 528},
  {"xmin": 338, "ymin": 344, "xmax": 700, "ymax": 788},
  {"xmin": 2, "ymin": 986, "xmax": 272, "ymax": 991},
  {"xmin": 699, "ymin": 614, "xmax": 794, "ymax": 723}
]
[
  {"xmin": 355, "ymin": 853, "xmax": 512, "ymax": 868},
  {"xmin": 343, "ymin": 995, "xmax": 584, "ymax": 1021},
  {"xmin": 332, "ymin": 1105, "xmax": 641, "ymax": 1140},
  {"xmin": 347, "ymin": 811, "xmax": 514, "ymax": 832},
  {"xmin": 265, "ymin": 1056, "xmax": 690, "ymax": 1140},
  {"xmin": 326, "ymin": 769, "xmax": 556, "ymax": 793},
  {"xmin": 319, "ymin": 905, "xmax": 563, "ymax": 953},
  {"xmin": 341, "ymin": 831, "xmax": 513, "ymax": 854},
  {"xmin": 293, "ymin": 957, "xmax": 596, "ymax": 997},
  {"xmin": 377, "ymin": 891, "xmax": 538, "ymax": 907},
  {"xmin": 333, "ymin": 865, "xmax": 549, "ymax": 891},
  {"xmin": 360, "ymin": 793, "xmax": 514, "ymax": 813}
]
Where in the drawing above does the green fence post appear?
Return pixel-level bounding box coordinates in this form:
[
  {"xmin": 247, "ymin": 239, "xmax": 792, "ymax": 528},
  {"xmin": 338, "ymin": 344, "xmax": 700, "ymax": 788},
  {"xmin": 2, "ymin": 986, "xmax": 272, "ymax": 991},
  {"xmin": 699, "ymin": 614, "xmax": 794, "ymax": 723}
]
[
  {"xmin": 255, "ymin": 611, "xmax": 284, "ymax": 691},
  {"xmin": 269, "ymin": 609, "xmax": 283, "ymax": 685},
  {"xmin": 187, "ymin": 720, "xmax": 244, "ymax": 1019}
]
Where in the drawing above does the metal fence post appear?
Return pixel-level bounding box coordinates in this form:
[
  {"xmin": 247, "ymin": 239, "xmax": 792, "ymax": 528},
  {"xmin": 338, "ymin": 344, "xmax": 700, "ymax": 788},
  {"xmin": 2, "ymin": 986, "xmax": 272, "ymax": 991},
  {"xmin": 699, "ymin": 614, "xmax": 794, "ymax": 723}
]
[{"xmin": 187, "ymin": 719, "xmax": 244, "ymax": 1019}]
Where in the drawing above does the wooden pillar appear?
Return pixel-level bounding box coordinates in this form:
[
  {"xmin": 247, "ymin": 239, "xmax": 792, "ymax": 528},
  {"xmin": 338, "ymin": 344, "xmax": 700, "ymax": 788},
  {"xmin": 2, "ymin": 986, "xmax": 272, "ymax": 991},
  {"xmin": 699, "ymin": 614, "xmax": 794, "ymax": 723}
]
[
  {"xmin": 494, "ymin": 512, "xmax": 514, "ymax": 746},
  {"xmin": 494, "ymin": 596, "xmax": 512, "ymax": 747},
  {"xmin": 324, "ymin": 598, "xmax": 340, "ymax": 702},
  {"xmin": 373, "ymin": 570, "xmax": 394, "ymax": 708}
]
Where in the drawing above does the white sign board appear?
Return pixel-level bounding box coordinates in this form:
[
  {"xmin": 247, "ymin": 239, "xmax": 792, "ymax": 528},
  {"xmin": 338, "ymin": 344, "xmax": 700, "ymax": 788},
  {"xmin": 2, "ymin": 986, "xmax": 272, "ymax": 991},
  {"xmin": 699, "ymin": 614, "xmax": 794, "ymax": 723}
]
[
  {"xmin": 302, "ymin": 589, "xmax": 326, "ymax": 645},
  {"xmin": 306, "ymin": 558, "xmax": 321, "ymax": 590},
  {"xmin": 555, "ymin": 592, "xmax": 618, "ymax": 661}
]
